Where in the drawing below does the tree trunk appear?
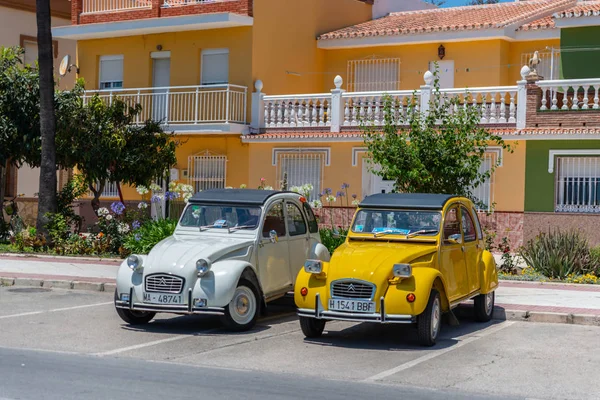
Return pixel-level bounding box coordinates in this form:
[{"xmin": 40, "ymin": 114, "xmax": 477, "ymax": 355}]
[
  {"xmin": 89, "ymin": 182, "xmax": 104, "ymax": 214},
  {"xmin": 0, "ymin": 162, "xmax": 6, "ymax": 221},
  {"xmin": 35, "ymin": 0, "xmax": 57, "ymax": 235},
  {"xmin": 116, "ymin": 182, "xmax": 125, "ymax": 205}
]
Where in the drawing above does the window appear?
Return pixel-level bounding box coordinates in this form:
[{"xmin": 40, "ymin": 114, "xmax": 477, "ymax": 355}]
[
  {"xmin": 555, "ymin": 157, "xmax": 600, "ymax": 213},
  {"xmin": 286, "ymin": 203, "xmax": 307, "ymax": 236},
  {"xmin": 521, "ymin": 51, "xmax": 561, "ymax": 80},
  {"xmin": 443, "ymin": 206, "xmax": 461, "ymax": 243},
  {"xmin": 201, "ymin": 49, "xmax": 229, "ymax": 85},
  {"xmin": 347, "ymin": 58, "xmax": 400, "ymax": 92},
  {"xmin": 99, "ymin": 55, "xmax": 124, "ymax": 90},
  {"xmin": 262, "ymin": 202, "xmax": 286, "ymax": 238},
  {"xmin": 277, "ymin": 152, "xmax": 324, "ymax": 200},
  {"xmin": 472, "ymin": 206, "xmax": 483, "ymax": 240},
  {"xmin": 461, "ymin": 207, "xmax": 477, "ymax": 243},
  {"xmin": 303, "ymin": 203, "xmax": 319, "ymax": 233},
  {"xmin": 188, "ymin": 152, "xmax": 227, "ymax": 193},
  {"xmin": 470, "ymin": 153, "xmax": 495, "ymax": 212},
  {"xmin": 91, "ymin": 180, "xmax": 119, "ymax": 198},
  {"xmin": 19, "ymin": 35, "xmax": 58, "ymax": 67}
]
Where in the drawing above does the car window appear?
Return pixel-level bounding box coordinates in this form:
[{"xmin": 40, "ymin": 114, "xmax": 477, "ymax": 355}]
[
  {"xmin": 262, "ymin": 202, "xmax": 286, "ymax": 238},
  {"xmin": 443, "ymin": 206, "xmax": 461, "ymax": 243},
  {"xmin": 179, "ymin": 204, "xmax": 260, "ymax": 229},
  {"xmin": 303, "ymin": 202, "xmax": 319, "ymax": 233},
  {"xmin": 286, "ymin": 203, "xmax": 307, "ymax": 237},
  {"xmin": 351, "ymin": 209, "xmax": 440, "ymax": 235},
  {"xmin": 472, "ymin": 206, "xmax": 483, "ymax": 240},
  {"xmin": 461, "ymin": 207, "xmax": 477, "ymax": 243}
]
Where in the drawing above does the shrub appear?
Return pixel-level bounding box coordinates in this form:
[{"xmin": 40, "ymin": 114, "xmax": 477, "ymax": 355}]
[
  {"xmin": 56, "ymin": 175, "xmax": 87, "ymax": 232},
  {"xmin": 124, "ymin": 218, "xmax": 177, "ymax": 255},
  {"xmin": 520, "ymin": 229, "xmax": 594, "ymax": 280},
  {"xmin": 319, "ymin": 228, "xmax": 347, "ymax": 254},
  {"xmin": 591, "ymin": 246, "xmax": 600, "ymax": 275},
  {"xmin": 11, "ymin": 226, "xmax": 46, "ymax": 252}
]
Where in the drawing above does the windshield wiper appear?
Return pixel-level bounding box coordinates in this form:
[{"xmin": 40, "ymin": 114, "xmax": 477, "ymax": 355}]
[
  {"xmin": 373, "ymin": 230, "xmax": 399, "ymax": 238},
  {"xmin": 199, "ymin": 223, "xmax": 227, "ymax": 232},
  {"xmin": 228, "ymin": 225, "xmax": 257, "ymax": 233},
  {"xmin": 405, "ymin": 229, "xmax": 438, "ymax": 238}
]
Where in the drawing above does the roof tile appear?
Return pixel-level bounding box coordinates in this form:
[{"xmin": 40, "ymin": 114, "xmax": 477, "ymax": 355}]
[{"xmin": 554, "ymin": 0, "xmax": 600, "ymax": 18}]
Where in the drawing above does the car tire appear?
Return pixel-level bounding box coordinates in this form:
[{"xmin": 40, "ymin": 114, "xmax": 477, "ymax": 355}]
[
  {"xmin": 221, "ymin": 279, "xmax": 259, "ymax": 332},
  {"xmin": 299, "ymin": 316, "xmax": 326, "ymax": 338},
  {"xmin": 114, "ymin": 289, "xmax": 156, "ymax": 325},
  {"xmin": 474, "ymin": 291, "xmax": 495, "ymax": 322},
  {"xmin": 417, "ymin": 289, "xmax": 442, "ymax": 347}
]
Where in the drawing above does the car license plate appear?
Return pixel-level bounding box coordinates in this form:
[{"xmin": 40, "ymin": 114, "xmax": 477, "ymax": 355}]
[
  {"xmin": 329, "ymin": 299, "xmax": 375, "ymax": 313},
  {"xmin": 143, "ymin": 292, "xmax": 183, "ymax": 305}
]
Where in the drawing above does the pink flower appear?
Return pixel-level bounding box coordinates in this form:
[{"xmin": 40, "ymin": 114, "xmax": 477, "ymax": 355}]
[{"xmin": 260, "ymin": 177, "xmax": 266, "ymax": 182}]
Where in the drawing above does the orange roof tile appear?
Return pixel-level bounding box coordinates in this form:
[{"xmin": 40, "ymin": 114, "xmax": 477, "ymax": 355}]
[
  {"xmin": 554, "ymin": 0, "xmax": 600, "ymax": 18},
  {"xmin": 319, "ymin": 0, "xmax": 575, "ymax": 40},
  {"xmin": 519, "ymin": 15, "xmax": 555, "ymax": 31}
]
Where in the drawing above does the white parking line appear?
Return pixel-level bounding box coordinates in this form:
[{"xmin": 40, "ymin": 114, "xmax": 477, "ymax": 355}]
[
  {"xmin": 363, "ymin": 321, "xmax": 516, "ymax": 382},
  {"xmin": 0, "ymin": 302, "xmax": 113, "ymax": 320}
]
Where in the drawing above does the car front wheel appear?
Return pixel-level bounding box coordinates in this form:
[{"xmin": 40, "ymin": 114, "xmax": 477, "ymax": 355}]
[
  {"xmin": 221, "ymin": 279, "xmax": 259, "ymax": 332},
  {"xmin": 114, "ymin": 289, "xmax": 156, "ymax": 325},
  {"xmin": 417, "ymin": 289, "xmax": 441, "ymax": 347},
  {"xmin": 299, "ymin": 316, "xmax": 326, "ymax": 338},
  {"xmin": 474, "ymin": 291, "xmax": 495, "ymax": 322}
]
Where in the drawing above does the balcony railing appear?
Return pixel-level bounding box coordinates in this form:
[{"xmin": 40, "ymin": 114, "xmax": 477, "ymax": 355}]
[
  {"xmin": 163, "ymin": 0, "xmax": 226, "ymax": 7},
  {"xmin": 84, "ymin": 84, "xmax": 247, "ymax": 125},
  {"xmin": 538, "ymin": 79, "xmax": 600, "ymax": 111},
  {"xmin": 82, "ymin": 0, "xmax": 152, "ymax": 14}
]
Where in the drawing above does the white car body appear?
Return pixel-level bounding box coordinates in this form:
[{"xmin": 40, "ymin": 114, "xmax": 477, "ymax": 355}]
[{"xmin": 115, "ymin": 190, "xmax": 329, "ymax": 321}]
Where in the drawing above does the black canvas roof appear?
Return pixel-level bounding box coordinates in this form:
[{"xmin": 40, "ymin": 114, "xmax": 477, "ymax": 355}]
[
  {"xmin": 359, "ymin": 193, "xmax": 459, "ymax": 210},
  {"xmin": 188, "ymin": 189, "xmax": 284, "ymax": 205}
]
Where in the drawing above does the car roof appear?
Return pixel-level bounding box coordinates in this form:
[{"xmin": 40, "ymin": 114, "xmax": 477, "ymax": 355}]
[
  {"xmin": 188, "ymin": 189, "xmax": 295, "ymax": 206},
  {"xmin": 359, "ymin": 193, "xmax": 462, "ymax": 210}
]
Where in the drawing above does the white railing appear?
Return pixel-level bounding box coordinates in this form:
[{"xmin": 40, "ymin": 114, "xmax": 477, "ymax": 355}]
[
  {"xmin": 521, "ymin": 51, "xmax": 561, "ymax": 81},
  {"xmin": 439, "ymin": 87, "xmax": 518, "ymax": 124},
  {"xmin": 84, "ymin": 84, "xmax": 247, "ymax": 125},
  {"xmin": 262, "ymin": 94, "xmax": 332, "ymax": 128},
  {"xmin": 342, "ymin": 90, "xmax": 418, "ymax": 126},
  {"xmin": 537, "ymin": 79, "xmax": 600, "ymax": 111},
  {"xmin": 163, "ymin": 0, "xmax": 228, "ymax": 6},
  {"xmin": 82, "ymin": 0, "xmax": 151, "ymax": 14}
]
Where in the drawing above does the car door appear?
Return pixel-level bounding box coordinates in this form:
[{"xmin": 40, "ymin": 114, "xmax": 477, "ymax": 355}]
[
  {"xmin": 258, "ymin": 201, "xmax": 292, "ymax": 296},
  {"xmin": 461, "ymin": 205, "xmax": 481, "ymax": 294},
  {"xmin": 439, "ymin": 204, "xmax": 470, "ymax": 302},
  {"xmin": 285, "ymin": 201, "xmax": 310, "ymax": 279}
]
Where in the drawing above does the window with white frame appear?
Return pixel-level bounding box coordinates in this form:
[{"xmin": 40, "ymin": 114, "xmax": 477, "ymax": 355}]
[
  {"xmin": 188, "ymin": 151, "xmax": 227, "ymax": 193},
  {"xmin": 347, "ymin": 58, "xmax": 400, "ymax": 92},
  {"xmin": 470, "ymin": 153, "xmax": 495, "ymax": 212},
  {"xmin": 521, "ymin": 51, "xmax": 561, "ymax": 80},
  {"xmin": 555, "ymin": 157, "xmax": 600, "ymax": 213},
  {"xmin": 99, "ymin": 55, "xmax": 124, "ymax": 89},
  {"xmin": 277, "ymin": 152, "xmax": 324, "ymax": 201},
  {"xmin": 201, "ymin": 49, "xmax": 229, "ymax": 85}
]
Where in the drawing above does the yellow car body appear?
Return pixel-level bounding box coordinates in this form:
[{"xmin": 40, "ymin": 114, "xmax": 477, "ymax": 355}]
[{"xmin": 295, "ymin": 193, "xmax": 498, "ymax": 346}]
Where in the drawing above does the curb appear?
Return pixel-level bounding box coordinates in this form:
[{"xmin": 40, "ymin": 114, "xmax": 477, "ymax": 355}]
[
  {"xmin": 0, "ymin": 253, "xmax": 122, "ymax": 264},
  {"xmin": 499, "ymin": 279, "xmax": 600, "ymax": 290},
  {"xmin": 1, "ymin": 276, "xmax": 116, "ymax": 293},
  {"xmin": 493, "ymin": 307, "xmax": 600, "ymax": 326}
]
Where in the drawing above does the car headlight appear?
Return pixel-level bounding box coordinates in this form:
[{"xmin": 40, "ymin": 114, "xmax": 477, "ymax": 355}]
[
  {"xmin": 196, "ymin": 259, "xmax": 211, "ymax": 277},
  {"xmin": 393, "ymin": 263, "xmax": 412, "ymax": 278},
  {"xmin": 304, "ymin": 259, "xmax": 322, "ymax": 274},
  {"xmin": 127, "ymin": 255, "xmax": 143, "ymax": 272}
]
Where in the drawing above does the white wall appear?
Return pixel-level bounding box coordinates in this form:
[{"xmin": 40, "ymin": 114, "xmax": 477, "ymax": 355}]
[
  {"xmin": 0, "ymin": 5, "xmax": 76, "ymax": 90},
  {"xmin": 373, "ymin": 0, "xmax": 437, "ymax": 19}
]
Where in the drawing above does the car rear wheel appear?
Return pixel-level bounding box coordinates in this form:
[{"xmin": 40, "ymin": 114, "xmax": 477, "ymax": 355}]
[
  {"xmin": 221, "ymin": 280, "xmax": 259, "ymax": 332},
  {"xmin": 114, "ymin": 289, "xmax": 156, "ymax": 325},
  {"xmin": 474, "ymin": 291, "xmax": 495, "ymax": 322},
  {"xmin": 299, "ymin": 316, "xmax": 326, "ymax": 338},
  {"xmin": 417, "ymin": 289, "xmax": 441, "ymax": 347}
]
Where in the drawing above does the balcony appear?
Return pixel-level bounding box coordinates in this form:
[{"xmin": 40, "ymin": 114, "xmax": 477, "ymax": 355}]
[{"xmin": 85, "ymin": 84, "xmax": 248, "ymax": 133}]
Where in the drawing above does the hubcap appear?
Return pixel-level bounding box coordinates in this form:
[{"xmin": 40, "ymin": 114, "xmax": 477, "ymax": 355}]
[
  {"xmin": 431, "ymin": 297, "xmax": 441, "ymax": 339},
  {"xmin": 229, "ymin": 286, "xmax": 256, "ymax": 326},
  {"xmin": 485, "ymin": 292, "xmax": 494, "ymax": 315}
]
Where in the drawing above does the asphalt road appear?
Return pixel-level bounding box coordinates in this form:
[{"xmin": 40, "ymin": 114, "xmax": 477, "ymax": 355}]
[{"xmin": 1, "ymin": 286, "xmax": 599, "ymax": 400}]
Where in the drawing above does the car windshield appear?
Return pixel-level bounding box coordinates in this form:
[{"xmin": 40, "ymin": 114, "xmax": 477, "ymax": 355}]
[
  {"xmin": 179, "ymin": 203, "xmax": 262, "ymax": 229},
  {"xmin": 351, "ymin": 209, "xmax": 441, "ymax": 236}
]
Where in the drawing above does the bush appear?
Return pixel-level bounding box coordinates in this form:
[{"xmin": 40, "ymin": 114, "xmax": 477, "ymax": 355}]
[
  {"xmin": 319, "ymin": 228, "xmax": 347, "ymax": 254},
  {"xmin": 124, "ymin": 218, "xmax": 177, "ymax": 255},
  {"xmin": 591, "ymin": 246, "xmax": 600, "ymax": 275},
  {"xmin": 520, "ymin": 229, "xmax": 594, "ymax": 280}
]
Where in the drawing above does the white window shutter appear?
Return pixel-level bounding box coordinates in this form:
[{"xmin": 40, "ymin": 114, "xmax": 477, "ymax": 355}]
[
  {"xmin": 201, "ymin": 50, "xmax": 229, "ymax": 85},
  {"xmin": 23, "ymin": 41, "xmax": 38, "ymax": 66},
  {"xmin": 99, "ymin": 56, "xmax": 124, "ymax": 86}
]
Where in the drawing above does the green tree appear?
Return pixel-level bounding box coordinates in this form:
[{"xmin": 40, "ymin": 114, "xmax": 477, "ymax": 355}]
[{"xmin": 362, "ymin": 71, "xmax": 512, "ymax": 204}]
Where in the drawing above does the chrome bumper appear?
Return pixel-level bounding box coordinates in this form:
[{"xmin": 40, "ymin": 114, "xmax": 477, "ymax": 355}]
[
  {"xmin": 115, "ymin": 287, "xmax": 225, "ymax": 316},
  {"xmin": 297, "ymin": 293, "xmax": 415, "ymax": 324}
]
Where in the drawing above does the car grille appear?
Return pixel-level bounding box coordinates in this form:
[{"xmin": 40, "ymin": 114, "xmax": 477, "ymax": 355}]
[
  {"xmin": 145, "ymin": 274, "xmax": 184, "ymax": 294},
  {"xmin": 331, "ymin": 280, "xmax": 375, "ymax": 300}
]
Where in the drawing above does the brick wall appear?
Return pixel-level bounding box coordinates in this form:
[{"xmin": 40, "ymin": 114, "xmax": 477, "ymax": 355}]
[{"xmin": 73, "ymin": 0, "xmax": 252, "ymax": 25}]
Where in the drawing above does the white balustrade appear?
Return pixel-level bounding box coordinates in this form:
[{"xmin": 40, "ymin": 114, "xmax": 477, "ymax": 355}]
[
  {"xmin": 163, "ymin": 0, "xmax": 227, "ymax": 7},
  {"xmin": 262, "ymin": 95, "xmax": 332, "ymax": 128},
  {"xmin": 342, "ymin": 91, "xmax": 418, "ymax": 127},
  {"xmin": 537, "ymin": 79, "xmax": 600, "ymax": 111},
  {"xmin": 84, "ymin": 84, "xmax": 247, "ymax": 125},
  {"xmin": 82, "ymin": 0, "xmax": 152, "ymax": 14},
  {"xmin": 439, "ymin": 87, "xmax": 518, "ymax": 125}
]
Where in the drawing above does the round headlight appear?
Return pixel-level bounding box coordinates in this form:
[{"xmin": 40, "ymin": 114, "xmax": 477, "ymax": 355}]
[
  {"xmin": 196, "ymin": 259, "xmax": 211, "ymax": 277},
  {"xmin": 127, "ymin": 255, "xmax": 141, "ymax": 271}
]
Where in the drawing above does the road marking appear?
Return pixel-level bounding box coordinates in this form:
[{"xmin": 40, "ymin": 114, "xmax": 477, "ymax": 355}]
[
  {"xmin": 0, "ymin": 302, "xmax": 112, "ymax": 320},
  {"xmin": 363, "ymin": 321, "xmax": 516, "ymax": 382}
]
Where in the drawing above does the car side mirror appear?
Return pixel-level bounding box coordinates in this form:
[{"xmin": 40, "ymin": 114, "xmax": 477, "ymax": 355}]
[
  {"xmin": 332, "ymin": 229, "xmax": 341, "ymax": 239},
  {"xmin": 269, "ymin": 230, "xmax": 278, "ymax": 243},
  {"xmin": 446, "ymin": 233, "xmax": 462, "ymax": 245}
]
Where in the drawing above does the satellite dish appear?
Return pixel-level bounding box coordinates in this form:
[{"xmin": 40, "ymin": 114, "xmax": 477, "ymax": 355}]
[{"xmin": 59, "ymin": 54, "xmax": 70, "ymax": 77}]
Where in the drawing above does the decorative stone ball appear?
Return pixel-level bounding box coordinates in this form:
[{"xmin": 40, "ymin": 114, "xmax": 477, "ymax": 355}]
[{"xmin": 334, "ymin": 75, "xmax": 343, "ymax": 89}]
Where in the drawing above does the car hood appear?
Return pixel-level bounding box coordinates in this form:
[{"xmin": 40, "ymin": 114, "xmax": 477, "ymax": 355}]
[
  {"xmin": 327, "ymin": 240, "xmax": 437, "ymax": 289},
  {"xmin": 143, "ymin": 234, "xmax": 254, "ymax": 275}
]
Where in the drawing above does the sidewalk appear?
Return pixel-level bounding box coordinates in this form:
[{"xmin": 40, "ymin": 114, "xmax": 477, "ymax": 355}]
[{"xmin": 1, "ymin": 255, "xmax": 599, "ymax": 325}]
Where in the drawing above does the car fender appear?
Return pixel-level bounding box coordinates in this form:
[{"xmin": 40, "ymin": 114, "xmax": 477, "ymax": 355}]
[
  {"xmin": 116, "ymin": 258, "xmax": 144, "ymax": 299},
  {"xmin": 479, "ymin": 250, "xmax": 499, "ymax": 294},
  {"xmin": 200, "ymin": 260, "xmax": 262, "ymax": 308},
  {"xmin": 384, "ymin": 267, "xmax": 449, "ymax": 316},
  {"xmin": 294, "ymin": 261, "xmax": 329, "ymax": 310}
]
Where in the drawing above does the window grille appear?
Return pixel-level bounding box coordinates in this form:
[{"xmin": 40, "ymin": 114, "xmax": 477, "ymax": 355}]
[
  {"xmin": 277, "ymin": 152, "xmax": 324, "ymax": 201},
  {"xmin": 521, "ymin": 51, "xmax": 561, "ymax": 80},
  {"xmin": 470, "ymin": 153, "xmax": 495, "ymax": 212},
  {"xmin": 90, "ymin": 180, "xmax": 119, "ymax": 198},
  {"xmin": 187, "ymin": 152, "xmax": 227, "ymax": 193},
  {"xmin": 555, "ymin": 157, "xmax": 600, "ymax": 213},
  {"xmin": 347, "ymin": 58, "xmax": 401, "ymax": 92}
]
